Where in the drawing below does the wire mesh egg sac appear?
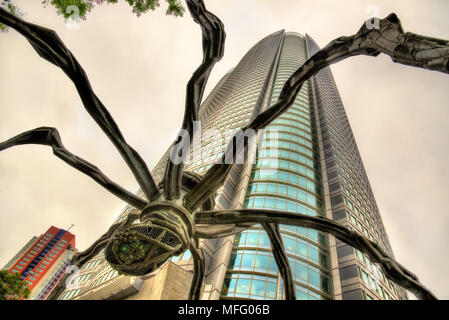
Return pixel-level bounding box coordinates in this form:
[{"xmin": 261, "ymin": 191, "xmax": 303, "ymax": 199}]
[{"xmin": 105, "ymin": 205, "xmax": 194, "ymax": 276}]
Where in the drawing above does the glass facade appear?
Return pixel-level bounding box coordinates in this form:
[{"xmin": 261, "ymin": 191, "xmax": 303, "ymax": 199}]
[
  {"xmin": 222, "ymin": 33, "xmax": 330, "ymax": 300},
  {"xmin": 306, "ymin": 35, "xmax": 407, "ymax": 300},
  {"xmin": 63, "ymin": 31, "xmax": 288, "ymax": 300},
  {"xmin": 67, "ymin": 30, "xmax": 406, "ymax": 300}
]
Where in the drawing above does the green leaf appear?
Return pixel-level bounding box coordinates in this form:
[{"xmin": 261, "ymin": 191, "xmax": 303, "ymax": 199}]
[{"xmin": 0, "ymin": 270, "xmax": 31, "ymax": 300}]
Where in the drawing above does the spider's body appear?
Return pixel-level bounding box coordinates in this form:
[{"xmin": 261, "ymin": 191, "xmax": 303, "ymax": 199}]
[
  {"xmin": 105, "ymin": 200, "xmax": 192, "ymax": 276},
  {"xmin": 1, "ymin": 0, "xmax": 448, "ymax": 300},
  {"xmin": 106, "ymin": 170, "xmax": 216, "ymax": 276}
]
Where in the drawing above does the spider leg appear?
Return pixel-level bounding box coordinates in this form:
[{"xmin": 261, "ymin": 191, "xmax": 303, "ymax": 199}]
[
  {"xmin": 247, "ymin": 14, "xmax": 449, "ymax": 131},
  {"xmin": 185, "ymin": 13, "xmax": 449, "ymax": 210},
  {"xmin": 0, "ymin": 8, "xmax": 160, "ymax": 202},
  {"xmin": 195, "ymin": 223, "xmax": 295, "ymax": 299},
  {"xmin": 47, "ymin": 213, "xmax": 140, "ymax": 300},
  {"xmin": 0, "ymin": 127, "xmax": 146, "ymax": 210},
  {"xmin": 184, "ymin": 132, "xmax": 254, "ymax": 211},
  {"xmin": 72, "ymin": 213, "xmax": 140, "ymax": 267},
  {"xmin": 188, "ymin": 239, "xmax": 206, "ymax": 300},
  {"xmin": 263, "ymin": 223, "xmax": 295, "ymax": 300},
  {"xmin": 163, "ymin": 0, "xmax": 225, "ymax": 200},
  {"xmin": 194, "ymin": 209, "xmax": 437, "ymax": 300},
  {"xmin": 194, "ymin": 223, "xmax": 255, "ymax": 238}
]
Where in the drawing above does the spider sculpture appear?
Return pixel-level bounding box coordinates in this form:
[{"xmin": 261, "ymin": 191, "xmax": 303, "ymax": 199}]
[{"xmin": 1, "ymin": 0, "xmax": 448, "ymax": 301}]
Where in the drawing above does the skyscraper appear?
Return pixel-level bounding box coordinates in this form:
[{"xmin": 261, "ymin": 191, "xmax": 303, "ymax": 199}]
[
  {"xmin": 61, "ymin": 30, "xmax": 406, "ymax": 300},
  {"xmin": 4, "ymin": 226, "xmax": 76, "ymax": 300}
]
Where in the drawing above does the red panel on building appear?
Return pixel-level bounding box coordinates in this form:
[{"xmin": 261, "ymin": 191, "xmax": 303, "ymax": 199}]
[{"xmin": 8, "ymin": 226, "xmax": 76, "ymax": 299}]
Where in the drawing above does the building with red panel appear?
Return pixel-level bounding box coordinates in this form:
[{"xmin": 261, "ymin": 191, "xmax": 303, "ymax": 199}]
[{"xmin": 6, "ymin": 226, "xmax": 77, "ymax": 300}]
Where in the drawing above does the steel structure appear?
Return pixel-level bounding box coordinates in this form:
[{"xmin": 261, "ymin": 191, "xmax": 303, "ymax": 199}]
[{"xmin": 1, "ymin": 0, "xmax": 448, "ymax": 300}]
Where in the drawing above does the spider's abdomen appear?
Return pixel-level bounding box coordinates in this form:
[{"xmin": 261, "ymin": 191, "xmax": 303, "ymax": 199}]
[{"xmin": 105, "ymin": 202, "xmax": 194, "ymax": 276}]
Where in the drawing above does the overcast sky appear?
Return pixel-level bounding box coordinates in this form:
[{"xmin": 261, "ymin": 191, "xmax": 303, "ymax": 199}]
[{"xmin": 1, "ymin": 0, "xmax": 448, "ymax": 299}]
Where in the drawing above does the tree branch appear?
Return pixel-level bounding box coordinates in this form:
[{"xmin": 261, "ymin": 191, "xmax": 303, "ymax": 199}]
[
  {"xmin": 186, "ymin": 13, "xmax": 449, "ymax": 210},
  {"xmin": 0, "ymin": 127, "xmax": 147, "ymax": 210},
  {"xmin": 163, "ymin": 0, "xmax": 225, "ymax": 199},
  {"xmin": 262, "ymin": 223, "xmax": 296, "ymax": 300},
  {"xmin": 0, "ymin": 7, "xmax": 160, "ymax": 202},
  {"xmin": 195, "ymin": 209, "xmax": 437, "ymax": 300}
]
